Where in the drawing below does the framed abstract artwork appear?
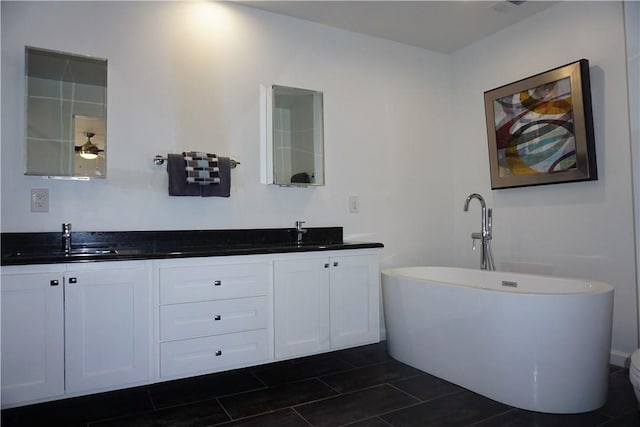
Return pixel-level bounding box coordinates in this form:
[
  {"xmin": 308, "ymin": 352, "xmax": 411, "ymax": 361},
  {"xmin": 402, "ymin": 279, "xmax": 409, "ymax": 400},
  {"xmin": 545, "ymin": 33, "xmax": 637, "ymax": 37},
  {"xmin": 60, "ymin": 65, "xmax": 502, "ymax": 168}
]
[{"xmin": 483, "ymin": 59, "xmax": 597, "ymax": 189}]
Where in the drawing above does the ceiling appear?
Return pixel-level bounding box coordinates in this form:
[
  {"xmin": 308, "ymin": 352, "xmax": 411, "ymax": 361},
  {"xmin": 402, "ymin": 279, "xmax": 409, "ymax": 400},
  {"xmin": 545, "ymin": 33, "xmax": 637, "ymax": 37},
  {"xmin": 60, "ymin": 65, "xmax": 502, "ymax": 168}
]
[{"xmin": 235, "ymin": 1, "xmax": 557, "ymax": 53}]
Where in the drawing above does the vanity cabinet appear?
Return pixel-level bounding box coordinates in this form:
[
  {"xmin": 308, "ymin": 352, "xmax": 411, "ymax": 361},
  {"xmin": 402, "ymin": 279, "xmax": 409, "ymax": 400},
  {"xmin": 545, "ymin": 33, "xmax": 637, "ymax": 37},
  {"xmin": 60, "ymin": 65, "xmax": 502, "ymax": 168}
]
[
  {"xmin": 157, "ymin": 261, "xmax": 272, "ymax": 379},
  {"xmin": 1, "ymin": 268, "xmax": 65, "ymax": 406},
  {"xmin": 274, "ymin": 253, "xmax": 380, "ymax": 359},
  {"xmin": 64, "ymin": 264, "xmax": 151, "ymax": 393},
  {"xmin": 1, "ymin": 262, "xmax": 151, "ymax": 407},
  {"xmin": 1, "ymin": 246, "xmax": 380, "ymax": 408}
]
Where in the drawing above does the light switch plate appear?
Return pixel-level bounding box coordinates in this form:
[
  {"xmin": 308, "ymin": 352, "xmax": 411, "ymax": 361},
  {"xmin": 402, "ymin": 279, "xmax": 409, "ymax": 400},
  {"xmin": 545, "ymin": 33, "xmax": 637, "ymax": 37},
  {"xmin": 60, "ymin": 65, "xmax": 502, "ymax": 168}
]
[{"xmin": 349, "ymin": 195, "xmax": 360, "ymax": 213}]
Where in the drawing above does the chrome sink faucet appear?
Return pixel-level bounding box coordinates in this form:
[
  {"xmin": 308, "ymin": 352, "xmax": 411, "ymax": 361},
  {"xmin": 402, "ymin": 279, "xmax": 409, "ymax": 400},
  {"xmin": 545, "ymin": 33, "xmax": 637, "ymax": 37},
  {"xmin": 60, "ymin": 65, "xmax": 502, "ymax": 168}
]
[
  {"xmin": 295, "ymin": 220, "xmax": 307, "ymax": 244},
  {"xmin": 62, "ymin": 223, "xmax": 72, "ymax": 255},
  {"xmin": 463, "ymin": 194, "xmax": 495, "ymax": 270}
]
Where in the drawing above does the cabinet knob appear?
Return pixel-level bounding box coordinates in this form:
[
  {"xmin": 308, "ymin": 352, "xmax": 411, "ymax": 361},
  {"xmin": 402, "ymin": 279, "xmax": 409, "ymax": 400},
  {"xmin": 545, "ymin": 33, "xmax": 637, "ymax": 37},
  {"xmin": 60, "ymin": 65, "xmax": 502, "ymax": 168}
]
[
  {"xmin": 50, "ymin": 280, "xmax": 59, "ymax": 286},
  {"xmin": 324, "ymin": 263, "xmax": 329, "ymax": 268},
  {"xmin": 215, "ymin": 350, "xmax": 222, "ymax": 356},
  {"xmin": 214, "ymin": 314, "xmax": 221, "ymax": 321},
  {"xmin": 68, "ymin": 277, "xmax": 77, "ymax": 284},
  {"xmin": 213, "ymin": 280, "xmax": 221, "ymax": 286},
  {"xmin": 333, "ymin": 261, "xmax": 339, "ymax": 267}
]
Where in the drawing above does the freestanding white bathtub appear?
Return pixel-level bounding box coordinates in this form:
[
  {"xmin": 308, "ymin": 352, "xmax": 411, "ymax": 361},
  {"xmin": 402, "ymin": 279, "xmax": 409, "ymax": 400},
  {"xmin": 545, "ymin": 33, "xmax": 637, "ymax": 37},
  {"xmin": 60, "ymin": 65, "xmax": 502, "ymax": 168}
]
[{"xmin": 381, "ymin": 266, "xmax": 614, "ymax": 414}]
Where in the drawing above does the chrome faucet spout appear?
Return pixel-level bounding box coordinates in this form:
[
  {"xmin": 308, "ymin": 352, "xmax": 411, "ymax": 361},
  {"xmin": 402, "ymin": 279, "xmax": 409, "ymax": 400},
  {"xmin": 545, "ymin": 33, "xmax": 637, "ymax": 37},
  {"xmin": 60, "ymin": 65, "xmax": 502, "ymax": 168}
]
[
  {"xmin": 463, "ymin": 193, "xmax": 486, "ymax": 211},
  {"xmin": 62, "ymin": 223, "xmax": 72, "ymax": 255},
  {"xmin": 295, "ymin": 220, "xmax": 307, "ymax": 244}
]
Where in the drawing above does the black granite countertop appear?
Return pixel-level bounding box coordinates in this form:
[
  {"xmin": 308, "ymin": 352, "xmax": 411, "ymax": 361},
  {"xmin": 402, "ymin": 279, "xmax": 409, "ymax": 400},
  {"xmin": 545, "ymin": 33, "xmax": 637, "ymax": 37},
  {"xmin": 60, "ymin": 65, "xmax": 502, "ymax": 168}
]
[{"xmin": 1, "ymin": 227, "xmax": 383, "ymax": 266}]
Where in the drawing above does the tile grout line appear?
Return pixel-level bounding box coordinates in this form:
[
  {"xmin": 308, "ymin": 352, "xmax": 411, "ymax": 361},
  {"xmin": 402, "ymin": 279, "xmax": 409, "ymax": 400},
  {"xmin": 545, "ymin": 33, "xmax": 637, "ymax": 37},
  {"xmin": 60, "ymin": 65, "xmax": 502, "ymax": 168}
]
[
  {"xmin": 214, "ymin": 396, "xmax": 234, "ymax": 425},
  {"xmin": 465, "ymin": 407, "xmax": 517, "ymax": 427},
  {"xmin": 386, "ymin": 380, "xmax": 465, "ymax": 404},
  {"xmin": 291, "ymin": 406, "xmax": 314, "ymax": 427}
]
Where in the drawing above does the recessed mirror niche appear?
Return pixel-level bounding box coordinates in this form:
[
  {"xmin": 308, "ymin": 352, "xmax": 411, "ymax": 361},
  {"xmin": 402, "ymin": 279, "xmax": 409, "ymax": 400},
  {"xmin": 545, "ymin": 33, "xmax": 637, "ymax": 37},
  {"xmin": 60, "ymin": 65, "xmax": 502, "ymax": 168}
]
[
  {"xmin": 262, "ymin": 85, "xmax": 324, "ymax": 187},
  {"xmin": 25, "ymin": 47, "xmax": 107, "ymax": 179}
]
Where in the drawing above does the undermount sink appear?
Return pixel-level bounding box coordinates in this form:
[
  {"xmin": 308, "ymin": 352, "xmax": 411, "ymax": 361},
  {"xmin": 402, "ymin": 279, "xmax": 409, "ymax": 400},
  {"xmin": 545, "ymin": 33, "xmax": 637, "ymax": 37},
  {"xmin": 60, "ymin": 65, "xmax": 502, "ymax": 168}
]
[
  {"xmin": 67, "ymin": 248, "xmax": 119, "ymax": 256},
  {"xmin": 6, "ymin": 248, "xmax": 119, "ymax": 258}
]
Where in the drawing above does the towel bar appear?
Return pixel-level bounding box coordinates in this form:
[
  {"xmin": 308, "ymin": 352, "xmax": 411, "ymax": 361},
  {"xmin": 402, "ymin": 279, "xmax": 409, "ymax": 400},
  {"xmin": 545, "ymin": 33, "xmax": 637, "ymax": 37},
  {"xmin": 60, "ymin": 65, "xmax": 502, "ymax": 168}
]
[{"xmin": 153, "ymin": 155, "xmax": 239, "ymax": 168}]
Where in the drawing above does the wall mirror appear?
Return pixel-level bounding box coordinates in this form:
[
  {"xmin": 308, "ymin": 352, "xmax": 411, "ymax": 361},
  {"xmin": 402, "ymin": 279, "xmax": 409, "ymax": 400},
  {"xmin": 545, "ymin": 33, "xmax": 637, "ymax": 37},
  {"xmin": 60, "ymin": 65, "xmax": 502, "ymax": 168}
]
[
  {"xmin": 262, "ymin": 85, "xmax": 324, "ymax": 187},
  {"xmin": 25, "ymin": 46, "xmax": 107, "ymax": 179}
]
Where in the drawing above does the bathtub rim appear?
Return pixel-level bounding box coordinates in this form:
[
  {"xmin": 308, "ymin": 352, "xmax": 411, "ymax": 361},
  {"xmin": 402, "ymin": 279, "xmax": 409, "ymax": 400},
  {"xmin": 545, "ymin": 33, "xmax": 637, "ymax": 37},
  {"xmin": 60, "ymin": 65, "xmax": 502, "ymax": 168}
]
[{"xmin": 381, "ymin": 266, "xmax": 614, "ymax": 296}]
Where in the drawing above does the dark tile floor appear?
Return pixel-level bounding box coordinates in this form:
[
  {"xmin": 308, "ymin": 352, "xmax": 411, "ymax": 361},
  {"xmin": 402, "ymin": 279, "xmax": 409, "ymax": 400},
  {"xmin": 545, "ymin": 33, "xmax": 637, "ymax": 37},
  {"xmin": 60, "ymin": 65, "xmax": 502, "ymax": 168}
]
[{"xmin": 1, "ymin": 341, "xmax": 638, "ymax": 426}]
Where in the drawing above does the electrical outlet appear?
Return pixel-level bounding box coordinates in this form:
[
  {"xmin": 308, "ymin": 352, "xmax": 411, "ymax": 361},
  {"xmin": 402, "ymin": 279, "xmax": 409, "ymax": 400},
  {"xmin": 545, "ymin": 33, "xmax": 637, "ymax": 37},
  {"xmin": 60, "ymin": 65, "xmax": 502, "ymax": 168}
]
[{"xmin": 31, "ymin": 188, "xmax": 49, "ymax": 213}]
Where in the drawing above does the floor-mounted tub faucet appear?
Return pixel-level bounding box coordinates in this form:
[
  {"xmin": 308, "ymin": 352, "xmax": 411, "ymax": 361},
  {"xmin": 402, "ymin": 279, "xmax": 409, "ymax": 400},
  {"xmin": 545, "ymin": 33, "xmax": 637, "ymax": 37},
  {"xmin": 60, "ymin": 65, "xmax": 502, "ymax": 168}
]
[{"xmin": 463, "ymin": 194, "xmax": 495, "ymax": 270}]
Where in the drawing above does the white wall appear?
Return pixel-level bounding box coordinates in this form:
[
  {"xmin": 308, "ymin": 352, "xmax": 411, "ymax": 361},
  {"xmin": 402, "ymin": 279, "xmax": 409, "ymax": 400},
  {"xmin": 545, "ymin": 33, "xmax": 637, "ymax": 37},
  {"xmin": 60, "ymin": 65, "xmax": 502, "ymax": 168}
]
[
  {"xmin": 451, "ymin": 1, "xmax": 637, "ymax": 364},
  {"xmin": 2, "ymin": 1, "xmax": 636, "ymax": 364},
  {"xmin": 626, "ymin": 0, "xmax": 640, "ymax": 347},
  {"xmin": 0, "ymin": 1, "xmax": 454, "ymax": 269}
]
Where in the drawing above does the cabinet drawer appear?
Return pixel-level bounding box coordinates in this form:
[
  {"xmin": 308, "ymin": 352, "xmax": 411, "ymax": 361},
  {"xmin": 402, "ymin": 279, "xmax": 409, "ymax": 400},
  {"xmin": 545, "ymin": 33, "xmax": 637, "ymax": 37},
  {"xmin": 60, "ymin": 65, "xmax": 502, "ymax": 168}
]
[
  {"xmin": 160, "ymin": 296, "xmax": 268, "ymax": 341},
  {"xmin": 159, "ymin": 263, "xmax": 270, "ymax": 304},
  {"xmin": 160, "ymin": 329, "xmax": 269, "ymax": 378}
]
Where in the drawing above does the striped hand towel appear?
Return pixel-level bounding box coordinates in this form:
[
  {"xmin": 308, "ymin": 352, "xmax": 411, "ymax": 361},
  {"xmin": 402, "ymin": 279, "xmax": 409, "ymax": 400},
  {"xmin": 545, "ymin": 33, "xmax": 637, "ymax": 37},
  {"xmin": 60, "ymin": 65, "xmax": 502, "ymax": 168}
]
[
  {"xmin": 183, "ymin": 151, "xmax": 217, "ymax": 161},
  {"xmin": 185, "ymin": 160, "xmax": 219, "ymax": 173},
  {"xmin": 183, "ymin": 152, "xmax": 220, "ymax": 185}
]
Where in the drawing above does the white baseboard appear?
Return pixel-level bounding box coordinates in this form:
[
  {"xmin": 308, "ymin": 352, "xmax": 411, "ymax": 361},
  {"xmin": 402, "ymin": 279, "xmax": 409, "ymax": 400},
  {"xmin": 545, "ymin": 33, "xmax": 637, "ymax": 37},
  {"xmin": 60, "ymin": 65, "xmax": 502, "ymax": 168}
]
[{"xmin": 611, "ymin": 349, "xmax": 632, "ymax": 368}]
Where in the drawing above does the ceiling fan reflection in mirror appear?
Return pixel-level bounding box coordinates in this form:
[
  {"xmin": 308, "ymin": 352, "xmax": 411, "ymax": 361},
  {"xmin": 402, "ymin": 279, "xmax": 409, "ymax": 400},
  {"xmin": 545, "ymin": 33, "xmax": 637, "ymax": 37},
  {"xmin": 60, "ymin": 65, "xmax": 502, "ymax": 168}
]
[{"xmin": 75, "ymin": 132, "xmax": 104, "ymax": 160}]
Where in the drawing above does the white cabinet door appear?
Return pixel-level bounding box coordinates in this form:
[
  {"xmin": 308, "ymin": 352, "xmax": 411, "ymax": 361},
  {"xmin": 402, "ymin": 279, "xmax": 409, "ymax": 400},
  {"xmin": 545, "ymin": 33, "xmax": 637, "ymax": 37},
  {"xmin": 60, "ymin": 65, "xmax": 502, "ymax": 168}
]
[
  {"xmin": 329, "ymin": 254, "xmax": 380, "ymax": 349},
  {"xmin": 274, "ymin": 252, "xmax": 380, "ymax": 359},
  {"xmin": 274, "ymin": 258, "xmax": 330, "ymax": 359},
  {"xmin": 1, "ymin": 271, "xmax": 64, "ymax": 407},
  {"xmin": 64, "ymin": 265, "xmax": 151, "ymax": 393}
]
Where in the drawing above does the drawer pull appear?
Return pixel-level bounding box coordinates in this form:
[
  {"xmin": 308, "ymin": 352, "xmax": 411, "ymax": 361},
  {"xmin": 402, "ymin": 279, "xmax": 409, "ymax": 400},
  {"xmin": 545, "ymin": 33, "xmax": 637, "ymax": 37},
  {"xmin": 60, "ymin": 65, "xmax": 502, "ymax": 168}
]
[
  {"xmin": 333, "ymin": 261, "xmax": 339, "ymax": 267},
  {"xmin": 214, "ymin": 314, "xmax": 221, "ymax": 321},
  {"xmin": 68, "ymin": 277, "xmax": 77, "ymax": 284},
  {"xmin": 324, "ymin": 263, "xmax": 329, "ymax": 268},
  {"xmin": 215, "ymin": 350, "xmax": 222, "ymax": 356},
  {"xmin": 213, "ymin": 280, "xmax": 222, "ymax": 286},
  {"xmin": 50, "ymin": 280, "xmax": 59, "ymax": 286}
]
